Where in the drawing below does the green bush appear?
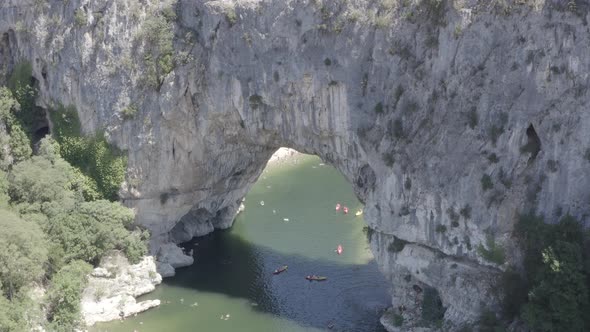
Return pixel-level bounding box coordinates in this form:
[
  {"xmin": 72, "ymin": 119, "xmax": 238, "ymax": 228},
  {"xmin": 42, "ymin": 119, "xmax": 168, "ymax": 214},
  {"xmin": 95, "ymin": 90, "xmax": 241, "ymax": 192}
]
[
  {"xmin": 47, "ymin": 200, "xmax": 145, "ymax": 265},
  {"xmin": 50, "ymin": 105, "xmax": 126, "ymax": 201},
  {"xmin": 459, "ymin": 204, "xmax": 471, "ymax": 219},
  {"xmin": 513, "ymin": 214, "xmax": 590, "ymax": 331},
  {"xmin": 481, "ymin": 174, "xmax": 493, "ymax": 191},
  {"xmin": 0, "ymin": 291, "xmax": 36, "ymax": 332},
  {"xmin": 478, "ymin": 309, "xmax": 505, "ymax": 332},
  {"xmin": 121, "ymin": 104, "xmax": 138, "ymax": 120},
  {"xmin": 8, "ymin": 123, "xmax": 32, "ymax": 162},
  {"xmin": 0, "ymin": 87, "xmax": 19, "ymax": 122},
  {"xmin": 374, "ymin": 102, "xmax": 384, "ymax": 113},
  {"xmin": 467, "ymin": 107, "xmax": 478, "ymax": 129},
  {"xmin": 421, "ymin": 287, "xmax": 445, "ymax": 326},
  {"xmin": 0, "ymin": 86, "xmax": 32, "ymax": 164},
  {"xmin": 74, "ymin": 8, "xmax": 87, "ymax": 26},
  {"xmin": 404, "ymin": 177, "xmax": 412, "ymax": 190},
  {"xmin": 477, "ymin": 234, "xmax": 505, "ymax": 265},
  {"xmin": 392, "ymin": 118, "xmax": 405, "ymax": 139},
  {"xmin": 0, "ymin": 80, "xmax": 147, "ymax": 329},
  {"xmin": 9, "ymin": 154, "xmax": 81, "ymax": 205},
  {"xmin": 435, "ymin": 224, "xmax": 447, "ymax": 233},
  {"xmin": 46, "ymin": 260, "xmax": 92, "ymax": 331},
  {"xmin": 8, "ymin": 62, "xmax": 43, "ymax": 138},
  {"xmin": 382, "ymin": 152, "xmax": 395, "ymax": 167},
  {"xmin": 249, "ymin": 94, "xmax": 264, "ymax": 109},
  {"xmin": 500, "ymin": 269, "xmax": 527, "ymax": 320},
  {"xmin": 393, "ymin": 313, "xmax": 404, "ymax": 326},
  {"xmin": 487, "ymin": 153, "xmax": 499, "ymax": 163},
  {"xmin": 224, "ymin": 7, "xmax": 237, "ymax": 26},
  {"xmin": 139, "ymin": 6, "xmax": 176, "ymax": 88},
  {"xmin": 0, "ymin": 209, "xmax": 48, "ymax": 300},
  {"xmin": 447, "ymin": 207, "xmax": 459, "ymax": 224},
  {"xmin": 0, "ymin": 170, "xmax": 9, "ymax": 207}
]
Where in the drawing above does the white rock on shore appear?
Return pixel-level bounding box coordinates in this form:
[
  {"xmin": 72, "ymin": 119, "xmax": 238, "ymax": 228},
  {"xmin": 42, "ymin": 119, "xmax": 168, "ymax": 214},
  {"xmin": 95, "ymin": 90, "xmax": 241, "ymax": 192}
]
[{"xmin": 81, "ymin": 251, "xmax": 162, "ymax": 326}]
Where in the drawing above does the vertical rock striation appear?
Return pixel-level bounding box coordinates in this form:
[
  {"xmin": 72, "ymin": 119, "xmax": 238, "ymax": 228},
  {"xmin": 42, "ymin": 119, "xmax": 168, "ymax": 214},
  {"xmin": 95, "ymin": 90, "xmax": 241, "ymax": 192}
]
[{"xmin": 2, "ymin": 0, "xmax": 590, "ymax": 328}]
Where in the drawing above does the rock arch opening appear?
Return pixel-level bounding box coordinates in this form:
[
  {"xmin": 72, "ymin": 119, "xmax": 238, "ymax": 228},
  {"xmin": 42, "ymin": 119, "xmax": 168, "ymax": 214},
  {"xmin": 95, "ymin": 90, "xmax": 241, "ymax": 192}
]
[{"xmin": 122, "ymin": 149, "xmax": 392, "ymax": 332}]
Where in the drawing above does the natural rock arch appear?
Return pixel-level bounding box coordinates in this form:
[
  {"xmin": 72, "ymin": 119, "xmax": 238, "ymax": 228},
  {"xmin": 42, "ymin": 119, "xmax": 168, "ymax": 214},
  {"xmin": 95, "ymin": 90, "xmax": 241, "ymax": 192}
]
[{"xmin": 2, "ymin": 0, "xmax": 590, "ymax": 328}]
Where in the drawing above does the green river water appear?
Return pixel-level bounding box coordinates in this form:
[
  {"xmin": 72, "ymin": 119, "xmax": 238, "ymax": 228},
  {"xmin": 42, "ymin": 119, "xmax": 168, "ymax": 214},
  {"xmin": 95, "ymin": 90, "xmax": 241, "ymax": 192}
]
[{"xmin": 91, "ymin": 154, "xmax": 390, "ymax": 332}]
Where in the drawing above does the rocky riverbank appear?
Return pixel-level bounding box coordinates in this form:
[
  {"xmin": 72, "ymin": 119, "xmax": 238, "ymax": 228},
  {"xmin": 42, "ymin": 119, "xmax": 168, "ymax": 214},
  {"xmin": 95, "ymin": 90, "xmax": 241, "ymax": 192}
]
[{"xmin": 81, "ymin": 252, "xmax": 162, "ymax": 326}]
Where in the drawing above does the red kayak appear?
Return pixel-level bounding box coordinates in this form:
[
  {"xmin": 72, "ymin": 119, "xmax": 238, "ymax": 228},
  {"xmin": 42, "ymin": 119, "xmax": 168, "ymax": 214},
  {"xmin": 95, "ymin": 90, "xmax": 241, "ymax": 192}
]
[{"xmin": 336, "ymin": 245, "xmax": 343, "ymax": 255}]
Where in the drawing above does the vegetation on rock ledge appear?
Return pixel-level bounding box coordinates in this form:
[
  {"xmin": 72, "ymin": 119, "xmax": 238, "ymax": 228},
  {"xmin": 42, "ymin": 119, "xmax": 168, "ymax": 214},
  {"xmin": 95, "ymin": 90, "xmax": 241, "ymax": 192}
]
[{"xmin": 0, "ymin": 65, "xmax": 147, "ymax": 331}]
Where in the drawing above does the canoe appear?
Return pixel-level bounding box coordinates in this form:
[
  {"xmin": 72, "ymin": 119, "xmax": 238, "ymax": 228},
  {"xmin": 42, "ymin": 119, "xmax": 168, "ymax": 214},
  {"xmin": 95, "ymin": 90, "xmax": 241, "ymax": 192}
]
[
  {"xmin": 273, "ymin": 265, "xmax": 288, "ymax": 275},
  {"xmin": 305, "ymin": 275, "xmax": 327, "ymax": 281}
]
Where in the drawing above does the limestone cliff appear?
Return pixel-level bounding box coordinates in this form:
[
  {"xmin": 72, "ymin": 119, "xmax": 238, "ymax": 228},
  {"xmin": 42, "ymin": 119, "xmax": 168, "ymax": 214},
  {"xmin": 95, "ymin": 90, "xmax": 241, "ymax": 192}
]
[{"xmin": 1, "ymin": 0, "xmax": 589, "ymax": 329}]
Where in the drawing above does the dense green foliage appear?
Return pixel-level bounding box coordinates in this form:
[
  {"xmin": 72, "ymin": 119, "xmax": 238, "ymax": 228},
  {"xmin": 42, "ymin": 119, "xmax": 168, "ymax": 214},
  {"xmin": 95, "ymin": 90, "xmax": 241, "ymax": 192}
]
[
  {"xmin": 0, "ymin": 86, "xmax": 32, "ymax": 169},
  {"xmin": 7, "ymin": 63, "xmax": 44, "ymax": 138},
  {"xmin": 50, "ymin": 104, "xmax": 126, "ymax": 201},
  {"xmin": 0, "ymin": 210, "xmax": 48, "ymax": 300},
  {"xmin": 510, "ymin": 214, "xmax": 590, "ymax": 332},
  {"xmin": 0, "ymin": 70, "xmax": 146, "ymax": 331},
  {"xmin": 46, "ymin": 261, "xmax": 92, "ymax": 331},
  {"xmin": 421, "ymin": 286, "xmax": 445, "ymax": 327},
  {"xmin": 0, "ymin": 290, "xmax": 37, "ymax": 332}
]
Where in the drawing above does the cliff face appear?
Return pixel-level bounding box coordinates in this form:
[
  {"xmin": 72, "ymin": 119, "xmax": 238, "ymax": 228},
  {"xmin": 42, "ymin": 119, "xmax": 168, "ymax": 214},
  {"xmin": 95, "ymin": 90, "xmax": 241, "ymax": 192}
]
[{"xmin": 2, "ymin": 0, "xmax": 590, "ymax": 328}]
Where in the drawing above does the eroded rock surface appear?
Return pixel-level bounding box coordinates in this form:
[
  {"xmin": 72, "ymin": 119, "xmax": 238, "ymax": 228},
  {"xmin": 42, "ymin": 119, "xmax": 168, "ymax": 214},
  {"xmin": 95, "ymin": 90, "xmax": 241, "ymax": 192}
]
[
  {"xmin": 81, "ymin": 251, "xmax": 162, "ymax": 326},
  {"xmin": 2, "ymin": 0, "xmax": 590, "ymax": 328}
]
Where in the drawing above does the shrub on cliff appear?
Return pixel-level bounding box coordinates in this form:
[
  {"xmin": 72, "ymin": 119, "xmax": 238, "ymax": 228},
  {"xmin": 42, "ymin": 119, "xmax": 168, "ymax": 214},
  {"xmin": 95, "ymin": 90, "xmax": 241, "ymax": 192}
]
[
  {"xmin": 46, "ymin": 260, "xmax": 92, "ymax": 331},
  {"xmin": 49, "ymin": 104, "xmax": 126, "ymax": 201},
  {"xmin": 511, "ymin": 214, "xmax": 590, "ymax": 331},
  {"xmin": 138, "ymin": 5, "xmax": 176, "ymax": 89},
  {"xmin": 0, "ymin": 86, "xmax": 32, "ymax": 166}
]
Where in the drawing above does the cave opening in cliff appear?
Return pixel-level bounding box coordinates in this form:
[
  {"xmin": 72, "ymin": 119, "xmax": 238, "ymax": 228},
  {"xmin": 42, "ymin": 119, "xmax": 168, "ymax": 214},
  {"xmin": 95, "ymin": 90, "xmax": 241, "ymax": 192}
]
[{"xmin": 521, "ymin": 124, "xmax": 541, "ymax": 161}]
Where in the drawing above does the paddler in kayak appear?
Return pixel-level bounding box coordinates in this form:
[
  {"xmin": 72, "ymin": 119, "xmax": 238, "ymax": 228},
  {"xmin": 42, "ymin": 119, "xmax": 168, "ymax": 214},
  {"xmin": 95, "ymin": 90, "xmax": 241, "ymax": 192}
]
[
  {"xmin": 273, "ymin": 265, "xmax": 288, "ymax": 275},
  {"xmin": 306, "ymin": 275, "xmax": 328, "ymax": 281},
  {"xmin": 343, "ymin": 206, "xmax": 349, "ymax": 214},
  {"xmin": 335, "ymin": 203, "xmax": 341, "ymax": 211},
  {"xmin": 335, "ymin": 244, "xmax": 343, "ymax": 255}
]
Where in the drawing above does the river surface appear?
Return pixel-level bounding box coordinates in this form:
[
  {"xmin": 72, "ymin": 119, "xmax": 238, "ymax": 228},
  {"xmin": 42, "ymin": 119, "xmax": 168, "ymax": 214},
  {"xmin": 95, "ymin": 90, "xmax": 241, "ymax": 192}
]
[{"xmin": 91, "ymin": 154, "xmax": 390, "ymax": 332}]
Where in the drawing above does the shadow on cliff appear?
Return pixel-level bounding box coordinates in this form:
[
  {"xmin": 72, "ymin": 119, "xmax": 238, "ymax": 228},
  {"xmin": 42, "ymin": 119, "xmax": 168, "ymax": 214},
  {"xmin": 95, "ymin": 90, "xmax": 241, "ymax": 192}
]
[{"xmin": 165, "ymin": 229, "xmax": 390, "ymax": 332}]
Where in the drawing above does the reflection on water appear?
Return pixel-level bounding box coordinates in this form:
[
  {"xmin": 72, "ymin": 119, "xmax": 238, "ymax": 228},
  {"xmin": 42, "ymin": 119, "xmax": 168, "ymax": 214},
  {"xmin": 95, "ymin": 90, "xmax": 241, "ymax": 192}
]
[{"xmin": 91, "ymin": 155, "xmax": 390, "ymax": 332}]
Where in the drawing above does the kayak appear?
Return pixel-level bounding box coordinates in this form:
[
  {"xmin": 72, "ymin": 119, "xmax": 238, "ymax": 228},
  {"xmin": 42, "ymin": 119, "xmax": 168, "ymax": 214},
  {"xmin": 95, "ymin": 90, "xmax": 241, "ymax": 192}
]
[
  {"xmin": 336, "ymin": 245, "xmax": 343, "ymax": 255},
  {"xmin": 305, "ymin": 275, "xmax": 327, "ymax": 281},
  {"xmin": 273, "ymin": 265, "xmax": 288, "ymax": 275}
]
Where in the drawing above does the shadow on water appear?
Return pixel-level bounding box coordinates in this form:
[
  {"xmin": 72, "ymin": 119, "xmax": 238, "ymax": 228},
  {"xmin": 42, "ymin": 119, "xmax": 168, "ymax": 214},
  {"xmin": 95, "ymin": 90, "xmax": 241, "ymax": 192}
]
[{"xmin": 168, "ymin": 228, "xmax": 390, "ymax": 332}]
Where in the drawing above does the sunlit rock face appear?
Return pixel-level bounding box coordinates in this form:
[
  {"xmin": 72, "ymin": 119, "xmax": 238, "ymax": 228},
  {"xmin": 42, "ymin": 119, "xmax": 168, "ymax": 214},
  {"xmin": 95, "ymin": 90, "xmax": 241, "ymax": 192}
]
[{"xmin": 2, "ymin": 0, "xmax": 590, "ymax": 328}]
